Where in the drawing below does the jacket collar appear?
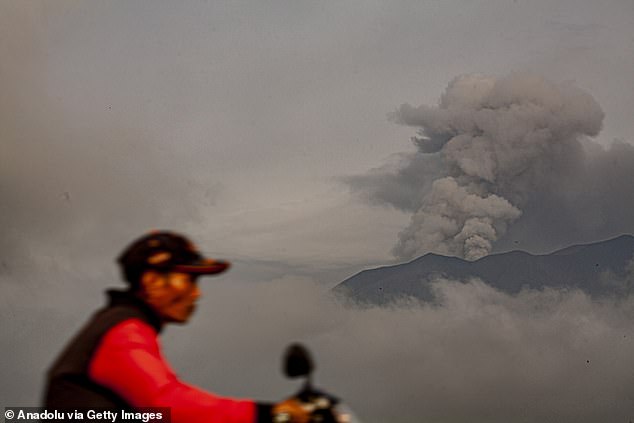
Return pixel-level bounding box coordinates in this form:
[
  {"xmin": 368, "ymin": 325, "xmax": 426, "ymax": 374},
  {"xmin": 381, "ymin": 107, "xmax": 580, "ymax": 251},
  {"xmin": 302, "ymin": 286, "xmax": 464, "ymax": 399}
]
[{"xmin": 106, "ymin": 289, "xmax": 164, "ymax": 333}]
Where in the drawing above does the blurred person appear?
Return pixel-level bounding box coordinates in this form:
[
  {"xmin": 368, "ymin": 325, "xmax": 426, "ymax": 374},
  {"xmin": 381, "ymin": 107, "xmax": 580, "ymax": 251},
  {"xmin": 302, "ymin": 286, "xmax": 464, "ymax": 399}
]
[{"xmin": 43, "ymin": 231, "xmax": 310, "ymax": 423}]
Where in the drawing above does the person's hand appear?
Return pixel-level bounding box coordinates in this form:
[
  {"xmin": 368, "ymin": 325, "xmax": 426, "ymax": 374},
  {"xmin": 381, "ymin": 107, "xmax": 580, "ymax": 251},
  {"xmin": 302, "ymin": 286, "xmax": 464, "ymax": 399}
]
[{"xmin": 271, "ymin": 396, "xmax": 312, "ymax": 423}]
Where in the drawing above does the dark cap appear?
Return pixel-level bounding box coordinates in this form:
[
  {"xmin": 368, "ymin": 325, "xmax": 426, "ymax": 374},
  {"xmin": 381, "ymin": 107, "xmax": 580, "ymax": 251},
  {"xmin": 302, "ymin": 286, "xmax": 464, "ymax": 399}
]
[{"xmin": 117, "ymin": 231, "xmax": 230, "ymax": 281}]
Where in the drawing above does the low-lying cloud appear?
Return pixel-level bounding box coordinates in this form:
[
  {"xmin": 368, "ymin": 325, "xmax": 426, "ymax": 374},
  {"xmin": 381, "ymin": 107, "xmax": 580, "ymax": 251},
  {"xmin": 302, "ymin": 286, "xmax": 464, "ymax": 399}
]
[{"xmin": 158, "ymin": 277, "xmax": 634, "ymax": 423}]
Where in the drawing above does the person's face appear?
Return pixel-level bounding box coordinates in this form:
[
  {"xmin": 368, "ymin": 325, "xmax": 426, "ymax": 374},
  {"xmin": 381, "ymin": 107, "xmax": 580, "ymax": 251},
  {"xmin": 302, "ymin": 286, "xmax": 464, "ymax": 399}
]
[{"xmin": 140, "ymin": 271, "xmax": 201, "ymax": 323}]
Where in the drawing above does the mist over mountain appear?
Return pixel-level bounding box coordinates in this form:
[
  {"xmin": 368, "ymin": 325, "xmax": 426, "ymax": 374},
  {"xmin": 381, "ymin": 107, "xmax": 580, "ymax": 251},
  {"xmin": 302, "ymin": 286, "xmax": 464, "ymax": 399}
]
[{"xmin": 335, "ymin": 234, "xmax": 634, "ymax": 305}]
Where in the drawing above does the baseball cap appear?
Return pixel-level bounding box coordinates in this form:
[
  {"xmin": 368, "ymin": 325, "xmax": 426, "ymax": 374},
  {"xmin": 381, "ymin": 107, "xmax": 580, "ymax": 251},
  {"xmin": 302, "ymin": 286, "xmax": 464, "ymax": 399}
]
[{"xmin": 117, "ymin": 231, "xmax": 230, "ymax": 278}]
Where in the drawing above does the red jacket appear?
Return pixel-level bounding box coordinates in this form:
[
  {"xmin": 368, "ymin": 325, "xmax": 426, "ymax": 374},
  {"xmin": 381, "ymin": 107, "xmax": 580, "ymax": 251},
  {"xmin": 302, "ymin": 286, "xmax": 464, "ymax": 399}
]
[
  {"xmin": 90, "ymin": 318, "xmax": 256, "ymax": 423},
  {"xmin": 44, "ymin": 290, "xmax": 270, "ymax": 423}
]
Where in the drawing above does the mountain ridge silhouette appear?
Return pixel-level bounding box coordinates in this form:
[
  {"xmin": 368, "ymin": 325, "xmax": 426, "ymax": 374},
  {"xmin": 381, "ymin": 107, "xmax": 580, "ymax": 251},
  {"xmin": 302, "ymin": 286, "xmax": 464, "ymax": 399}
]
[{"xmin": 334, "ymin": 234, "xmax": 634, "ymax": 305}]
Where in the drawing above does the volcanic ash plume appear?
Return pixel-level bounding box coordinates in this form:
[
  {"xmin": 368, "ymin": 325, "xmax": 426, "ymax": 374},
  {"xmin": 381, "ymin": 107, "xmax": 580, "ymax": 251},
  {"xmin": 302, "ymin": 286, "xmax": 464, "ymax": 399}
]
[
  {"xmin": 395, "ymin": 176, "xmax": 521, "ymax": 260},
  {"xmin": 351, "ymin": 73, "xmax": 605, "ymax": 260}
]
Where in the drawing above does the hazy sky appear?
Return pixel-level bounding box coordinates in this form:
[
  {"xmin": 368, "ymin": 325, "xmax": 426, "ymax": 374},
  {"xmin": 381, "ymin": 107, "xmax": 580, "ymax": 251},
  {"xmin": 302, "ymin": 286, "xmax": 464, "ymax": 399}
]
[{"xmin": 1, "ymin": 1, "xmax": 633, "ymax": 422}]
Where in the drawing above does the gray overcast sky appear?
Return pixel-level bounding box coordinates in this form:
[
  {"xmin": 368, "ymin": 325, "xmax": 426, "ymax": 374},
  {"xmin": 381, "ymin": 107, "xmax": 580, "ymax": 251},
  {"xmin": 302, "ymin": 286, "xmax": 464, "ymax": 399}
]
[
  {"xmin": 3, "ymin": 0, "xmax": 633, "ymax": 269},
  {"xmin": 1, "ymin": 1, "xmax": 634, "ymax": 421}
]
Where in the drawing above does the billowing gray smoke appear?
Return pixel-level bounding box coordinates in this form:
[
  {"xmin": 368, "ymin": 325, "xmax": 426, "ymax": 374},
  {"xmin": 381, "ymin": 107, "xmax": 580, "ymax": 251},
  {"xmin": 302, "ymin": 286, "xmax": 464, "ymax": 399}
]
[{"xmin": 346, "ymin": 72, "xmax": 619, "ymax": 260}]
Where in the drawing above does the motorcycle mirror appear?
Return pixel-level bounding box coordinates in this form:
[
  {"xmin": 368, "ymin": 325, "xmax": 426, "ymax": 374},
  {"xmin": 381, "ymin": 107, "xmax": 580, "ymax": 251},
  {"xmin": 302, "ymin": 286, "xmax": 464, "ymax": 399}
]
[{"xmin": 283, "ymin": 343, "xmax": 314, "ymax": 379}]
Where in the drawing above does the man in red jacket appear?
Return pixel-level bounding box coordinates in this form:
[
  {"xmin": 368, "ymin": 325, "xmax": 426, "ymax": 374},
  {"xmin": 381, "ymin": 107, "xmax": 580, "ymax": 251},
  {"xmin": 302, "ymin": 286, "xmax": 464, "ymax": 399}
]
[{"xmin": 44, "ymin": 231, "xmax": 310, "ymax": 423}]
